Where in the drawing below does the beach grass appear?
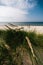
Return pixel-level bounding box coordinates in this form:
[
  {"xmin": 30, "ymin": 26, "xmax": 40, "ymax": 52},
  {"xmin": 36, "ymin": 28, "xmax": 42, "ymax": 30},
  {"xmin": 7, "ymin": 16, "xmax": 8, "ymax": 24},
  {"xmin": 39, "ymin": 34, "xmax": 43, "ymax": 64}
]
[{"xmin": 0, "ymin": 29, "xmax": 43, "ymax": 65}]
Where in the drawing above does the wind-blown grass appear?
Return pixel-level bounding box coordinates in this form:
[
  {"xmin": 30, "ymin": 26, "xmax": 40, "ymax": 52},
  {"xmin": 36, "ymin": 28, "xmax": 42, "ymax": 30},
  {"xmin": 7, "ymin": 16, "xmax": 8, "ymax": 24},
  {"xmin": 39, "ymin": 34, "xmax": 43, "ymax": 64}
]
[
  {"xmin": 0, "ymin": 29, "xmax": 43, "ymax": 65},
  {"xmin": 28, "ymin": 32, "xmax": 43, "ymax": 47}
]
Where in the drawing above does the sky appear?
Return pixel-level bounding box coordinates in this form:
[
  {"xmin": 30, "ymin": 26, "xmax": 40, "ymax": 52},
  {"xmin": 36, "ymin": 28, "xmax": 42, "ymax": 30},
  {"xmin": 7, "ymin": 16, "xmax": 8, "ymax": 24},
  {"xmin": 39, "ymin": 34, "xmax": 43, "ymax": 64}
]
[{"xmin": 0, "ymin": 0, "xmax": 43, "ymax": 22}]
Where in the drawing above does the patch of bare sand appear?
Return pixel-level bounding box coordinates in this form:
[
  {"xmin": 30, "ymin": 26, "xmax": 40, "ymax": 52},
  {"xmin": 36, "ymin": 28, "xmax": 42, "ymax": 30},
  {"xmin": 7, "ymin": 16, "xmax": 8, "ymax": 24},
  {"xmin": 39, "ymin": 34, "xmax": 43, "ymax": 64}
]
[{"xmin": 0, "ymin": 25, "xmax": 43, "ymax": 34}]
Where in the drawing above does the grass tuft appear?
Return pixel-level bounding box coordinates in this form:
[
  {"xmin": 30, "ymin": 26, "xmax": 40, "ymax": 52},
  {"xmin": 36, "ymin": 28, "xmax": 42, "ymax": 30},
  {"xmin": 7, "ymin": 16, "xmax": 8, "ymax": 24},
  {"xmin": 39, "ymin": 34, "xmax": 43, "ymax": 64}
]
[{"xmin": 0, "ymin": 30, "xmax": 43, "ymax": 65}]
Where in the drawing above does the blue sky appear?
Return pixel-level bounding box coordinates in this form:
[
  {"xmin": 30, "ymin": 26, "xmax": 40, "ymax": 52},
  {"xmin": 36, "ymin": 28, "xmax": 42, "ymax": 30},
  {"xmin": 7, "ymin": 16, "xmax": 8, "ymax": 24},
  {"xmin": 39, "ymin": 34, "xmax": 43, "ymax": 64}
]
[{"xmin": 0, "ymin": 0, "xmax": 43, "ymax": 22}]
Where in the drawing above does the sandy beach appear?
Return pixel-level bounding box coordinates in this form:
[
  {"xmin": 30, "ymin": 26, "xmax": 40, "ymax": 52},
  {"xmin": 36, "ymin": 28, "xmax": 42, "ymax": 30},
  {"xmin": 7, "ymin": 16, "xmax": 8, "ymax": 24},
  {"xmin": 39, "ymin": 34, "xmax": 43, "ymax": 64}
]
[{"xmin": 0, "ymin": 25, "xmax": 43, "ymax": 34}]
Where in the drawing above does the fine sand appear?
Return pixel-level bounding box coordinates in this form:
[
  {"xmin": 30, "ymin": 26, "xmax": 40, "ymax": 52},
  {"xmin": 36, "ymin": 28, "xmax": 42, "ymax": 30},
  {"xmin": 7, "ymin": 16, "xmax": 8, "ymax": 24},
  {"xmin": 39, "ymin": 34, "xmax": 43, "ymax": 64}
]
[{"xmin": 0, "ymin": 25, "xmax": 43, "ymax": 34}]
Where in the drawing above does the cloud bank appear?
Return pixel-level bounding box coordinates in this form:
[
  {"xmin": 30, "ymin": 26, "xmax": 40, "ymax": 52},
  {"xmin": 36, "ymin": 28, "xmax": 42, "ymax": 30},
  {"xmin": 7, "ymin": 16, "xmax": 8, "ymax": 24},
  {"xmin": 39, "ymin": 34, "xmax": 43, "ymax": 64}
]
[
  {"xmin": 0, "ymin": 0, "xmax": 37, "ymax": 9},
  {"xmin": 0, "ymin": 6, "xmax": 28, "ymax": 22},
  {"xmin": 0, "ymin": 0, "xmax": 37, "ymax": 22}
]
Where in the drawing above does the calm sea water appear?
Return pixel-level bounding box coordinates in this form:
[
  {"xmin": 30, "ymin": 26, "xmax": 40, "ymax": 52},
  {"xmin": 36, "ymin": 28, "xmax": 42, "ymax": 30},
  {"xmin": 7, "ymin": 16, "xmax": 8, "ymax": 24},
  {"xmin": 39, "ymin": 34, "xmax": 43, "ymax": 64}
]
[
  {"xmin": 12, "ymin": 22, "xmax": 43, "ymax": 26},
  {"xmin": 0, "ymin": 22, "xmax": 43, "ymax": 26}
]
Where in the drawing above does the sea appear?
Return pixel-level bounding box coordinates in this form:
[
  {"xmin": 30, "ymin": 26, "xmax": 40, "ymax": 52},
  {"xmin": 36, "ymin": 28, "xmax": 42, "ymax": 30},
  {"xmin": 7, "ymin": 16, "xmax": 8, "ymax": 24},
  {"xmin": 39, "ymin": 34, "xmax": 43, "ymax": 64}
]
[{"xmin": 0, "ymin": 22, "xmax": 43, "ymax": 26}]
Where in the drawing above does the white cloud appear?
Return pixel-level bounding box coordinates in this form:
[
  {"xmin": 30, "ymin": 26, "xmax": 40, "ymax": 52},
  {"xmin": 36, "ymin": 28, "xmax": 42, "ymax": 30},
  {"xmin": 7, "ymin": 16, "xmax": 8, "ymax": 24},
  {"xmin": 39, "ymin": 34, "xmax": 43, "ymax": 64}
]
[
  {"xmin": 0, "ymin": 0, "xmax": 37, "ymax": 10},
  {"xmin": 1, "ymin": 0, "xmax": 15, "ymax": 6},
  {"xmin": 0, "ymin": 0, "xmax": 37, "ymax": 22},
  {"xmin": 0, "ymin": 6, "xmax": 28, "ymax": 22}
]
